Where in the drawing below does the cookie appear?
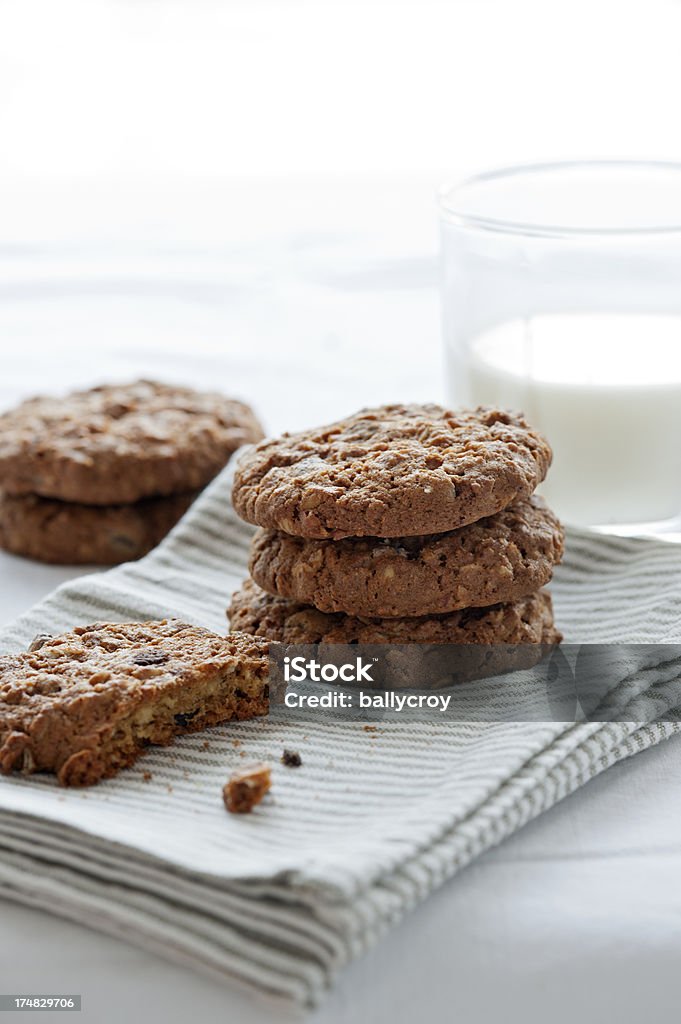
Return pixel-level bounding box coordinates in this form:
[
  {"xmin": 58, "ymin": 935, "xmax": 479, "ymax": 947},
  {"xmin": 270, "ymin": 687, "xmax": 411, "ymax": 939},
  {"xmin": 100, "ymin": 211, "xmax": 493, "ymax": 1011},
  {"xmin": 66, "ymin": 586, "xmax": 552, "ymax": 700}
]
[
  {"xmin": 0, "ymin": 621, "xmax": 269, "ymax": 786},
  {"xmin": 228, "ymin": 578, "xmax": 561, "ymax": 645},
  {"xmin": 0, "ymin": 490, "xmax": 198, "ymax": 565},
  {"xmin": 232, "ymin": 404, "xmax": 552, "ymax": 539},
  {"xmin": 249, "ymin": 496, "xmax": 564, "ymax": 618},
  {"xmin": 0, "ymin": 380, "xmax": 264, "ymax": 504}
]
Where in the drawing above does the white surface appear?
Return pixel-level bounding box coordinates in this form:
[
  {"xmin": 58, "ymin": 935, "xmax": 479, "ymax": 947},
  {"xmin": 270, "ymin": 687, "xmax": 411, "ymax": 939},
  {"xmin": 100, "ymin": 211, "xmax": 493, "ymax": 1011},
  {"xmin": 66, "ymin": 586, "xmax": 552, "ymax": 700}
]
[{"xmin": 1, "ymin": 176, "xmax": 681, "ymax": 1020}]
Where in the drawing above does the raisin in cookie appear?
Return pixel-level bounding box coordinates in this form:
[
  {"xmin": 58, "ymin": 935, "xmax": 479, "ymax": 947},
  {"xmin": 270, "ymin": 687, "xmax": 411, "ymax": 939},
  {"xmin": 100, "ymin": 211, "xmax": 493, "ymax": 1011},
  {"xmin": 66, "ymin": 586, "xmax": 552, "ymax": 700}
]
[
  {"xmin": 232, "ymin": 404, "xmax": 551, "ymax": 539},
  {"xmin": 0, "ymin": 380, "xmax": 264, "ymax": 504},
  {"xmin": 0, "ymin": 489, "xmax": 197, "ymax": 565},
  {"xmin": 249, "ymin": 496, "xmax": 564, "ymax": 617},
  {"xmin": 228, "ymin": 578, "xmax": 561, "ymax": 645},
  {"xmin": 0, "ymin": 621, "xmax": 269, "ymax": 786}
]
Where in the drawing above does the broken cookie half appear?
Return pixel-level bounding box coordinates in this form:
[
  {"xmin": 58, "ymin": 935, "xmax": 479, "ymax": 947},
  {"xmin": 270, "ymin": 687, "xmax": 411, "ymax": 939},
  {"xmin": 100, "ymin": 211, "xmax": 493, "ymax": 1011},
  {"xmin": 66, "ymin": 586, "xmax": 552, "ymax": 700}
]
[{"xmin": 0, "ymin": 620, "xmax": 269, "ymax": 786}]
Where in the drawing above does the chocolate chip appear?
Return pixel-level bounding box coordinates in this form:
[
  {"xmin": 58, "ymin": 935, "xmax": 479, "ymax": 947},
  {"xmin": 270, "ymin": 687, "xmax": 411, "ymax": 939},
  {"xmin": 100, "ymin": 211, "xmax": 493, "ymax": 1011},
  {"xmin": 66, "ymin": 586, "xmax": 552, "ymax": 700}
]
[
  {"xmin": 132, "ymin": 650, "xmax": 169, "ymax": 666},
  {"xmin": 174, "ymin": 708, "xmax": 200, "ymax": 728},
  {"xmin": 281, "ymin": 748, "xmax": 302, "ymax": 767}
]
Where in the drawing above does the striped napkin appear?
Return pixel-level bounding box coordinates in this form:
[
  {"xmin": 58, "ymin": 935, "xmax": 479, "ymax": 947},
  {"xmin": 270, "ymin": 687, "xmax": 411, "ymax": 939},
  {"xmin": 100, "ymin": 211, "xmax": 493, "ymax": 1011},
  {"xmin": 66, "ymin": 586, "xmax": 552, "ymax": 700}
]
[{"xmin": 1, "ymin": 464, "xmax": 680, "ymax": 1007}]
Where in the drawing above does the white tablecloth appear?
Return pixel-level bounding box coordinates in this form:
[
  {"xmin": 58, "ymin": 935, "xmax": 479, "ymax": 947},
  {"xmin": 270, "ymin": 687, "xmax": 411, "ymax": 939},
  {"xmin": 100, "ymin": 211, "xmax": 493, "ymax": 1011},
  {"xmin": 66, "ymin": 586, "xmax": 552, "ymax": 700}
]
[{"xmin": 1, "ymin": 177, "xmax": 679, "ymax": 1022}]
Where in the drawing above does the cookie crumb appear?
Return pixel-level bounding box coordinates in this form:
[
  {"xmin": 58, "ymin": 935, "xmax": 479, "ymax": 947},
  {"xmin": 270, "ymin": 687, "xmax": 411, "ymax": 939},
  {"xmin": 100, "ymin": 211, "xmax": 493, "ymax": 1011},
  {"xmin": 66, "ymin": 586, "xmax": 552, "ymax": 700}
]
[
  {"xmin": 223, "ymin": 762, "xmax": 271, "ymax": 814},
  {"xmin": 201, "ymin": 740, "xmax": 210, "ymax": 751},
  {"xmin": 281, "ymin": 749, "xmax": 302, "ymax": 767},
  {"xmin": 142, "ymin": 771, "xmax": 152, "ymax": 782},
  {"xmin": 363, "ymin": 725, "xmax": 378, "ymax": 733}
]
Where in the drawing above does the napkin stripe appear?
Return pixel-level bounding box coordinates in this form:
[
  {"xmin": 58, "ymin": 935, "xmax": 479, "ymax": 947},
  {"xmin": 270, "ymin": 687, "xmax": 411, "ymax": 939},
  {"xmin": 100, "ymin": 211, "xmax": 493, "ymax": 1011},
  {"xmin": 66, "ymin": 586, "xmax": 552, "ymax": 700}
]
[{"xmin": 1, "ymin": 465, "xmax": 681, "ymax": 1005}]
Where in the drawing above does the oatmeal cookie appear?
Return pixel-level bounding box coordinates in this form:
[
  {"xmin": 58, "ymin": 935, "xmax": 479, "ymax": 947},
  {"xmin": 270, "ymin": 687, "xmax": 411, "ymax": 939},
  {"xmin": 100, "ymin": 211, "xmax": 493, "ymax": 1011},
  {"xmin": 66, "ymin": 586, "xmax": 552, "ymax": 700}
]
[
  {"xmin": 249, "ymin": 496, "xmax": 564, "ymax": 617},
  {"xmin": 0, "ymin": 621, "xmax": 269, "ymax": 786},
  {"xmin": 0, "ymin": 380, "xmax": 264, "ymax": 504},
  {"xmin": 0, "ymin": 489, "xmax": 197, "ymax": 565},
  {"xmin": 228, "ymin": 578, "xmax": 561, "ymax": 645},
  {"xmin": 232, "ymin": 404, "xmax": 551, "ymax": 538}
]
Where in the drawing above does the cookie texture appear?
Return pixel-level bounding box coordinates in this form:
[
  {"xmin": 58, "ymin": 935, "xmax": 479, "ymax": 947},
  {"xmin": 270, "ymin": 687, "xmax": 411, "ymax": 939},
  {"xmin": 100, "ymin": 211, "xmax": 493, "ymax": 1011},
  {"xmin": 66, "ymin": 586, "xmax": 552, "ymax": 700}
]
[
  {"xmin": 249, "ymin": 496, "xmax": 564, "ymax": 617},
  {"xmin": 0, "ymin": 490, "xmax": 198, "ymax": 565},
  {"xmin": 228, "ymin": 578, "xmax": 561, "ymax": 645},
  {"xmin": 0, "ymin": 380, "xmax": 264, "ymax": 504},
  {"xmin": 0, "ymin": 621, "xmax": 270, "ymax": 786},
  {"xmin": 232, "ymin": 404, "xmax": 552, "ymax": 539}
]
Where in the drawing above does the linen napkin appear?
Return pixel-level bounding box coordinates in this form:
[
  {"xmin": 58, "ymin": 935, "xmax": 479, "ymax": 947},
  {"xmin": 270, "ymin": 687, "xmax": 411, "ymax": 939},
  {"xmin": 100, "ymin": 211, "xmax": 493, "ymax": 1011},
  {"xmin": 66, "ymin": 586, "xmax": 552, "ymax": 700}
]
[{"xmin": 1, "ymin": 465, "xmax": 680, "ymax": 1008}]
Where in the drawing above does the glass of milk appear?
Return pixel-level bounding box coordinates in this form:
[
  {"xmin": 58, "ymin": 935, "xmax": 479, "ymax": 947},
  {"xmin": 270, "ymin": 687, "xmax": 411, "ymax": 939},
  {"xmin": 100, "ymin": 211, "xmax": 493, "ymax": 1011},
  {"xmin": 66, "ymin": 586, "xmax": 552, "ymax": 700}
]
[{"xmin": 439, "ymin": 161, "xmax": 681, "ymax": 534}]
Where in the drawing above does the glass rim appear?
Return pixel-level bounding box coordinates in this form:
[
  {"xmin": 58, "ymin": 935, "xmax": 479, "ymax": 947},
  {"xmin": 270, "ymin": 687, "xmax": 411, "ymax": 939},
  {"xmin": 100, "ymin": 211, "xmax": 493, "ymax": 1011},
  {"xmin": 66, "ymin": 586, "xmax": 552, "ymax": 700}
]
[{"xmin": 438, "ymin": 160, "xmax": 681, "ymax": 238}]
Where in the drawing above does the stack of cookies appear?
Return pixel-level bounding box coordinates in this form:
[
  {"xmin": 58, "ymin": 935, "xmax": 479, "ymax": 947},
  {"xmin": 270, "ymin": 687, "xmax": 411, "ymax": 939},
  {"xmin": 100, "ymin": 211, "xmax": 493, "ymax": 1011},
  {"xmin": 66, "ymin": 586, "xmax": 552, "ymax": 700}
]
[
  {"xmin": 228, "ymin": 404, "xmax": 564, "ymax": 647},
  {"xmin": 0, "ymin": 380, "xmax": 263, "ymax": 565}
]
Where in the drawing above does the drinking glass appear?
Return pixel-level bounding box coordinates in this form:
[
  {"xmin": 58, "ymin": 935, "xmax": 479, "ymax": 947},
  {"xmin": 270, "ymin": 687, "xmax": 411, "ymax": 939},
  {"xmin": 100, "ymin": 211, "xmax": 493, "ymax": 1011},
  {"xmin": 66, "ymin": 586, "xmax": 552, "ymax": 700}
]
[{"xmin": 439, "ymin": 161, "xmax": 681, "ymax": 533}]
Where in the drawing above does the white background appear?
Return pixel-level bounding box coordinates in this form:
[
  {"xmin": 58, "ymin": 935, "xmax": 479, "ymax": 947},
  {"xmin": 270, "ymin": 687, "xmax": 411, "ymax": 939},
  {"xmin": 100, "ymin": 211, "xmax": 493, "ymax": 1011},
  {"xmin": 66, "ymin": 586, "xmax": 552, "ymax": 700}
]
[
  {"xmin": 2, "ymin": 0, "xmax": 681, "ymax": 242},
  {"xmin": 2, "ymin": 2, "xmax": 681, "ymax": 1022},
  {"xmin": 2, "ymin": 0, "xmax": 681, "ymax": 412},
  {"xmin": 2, "ymin": 0, "xmax": 681, "ymax": 182}
]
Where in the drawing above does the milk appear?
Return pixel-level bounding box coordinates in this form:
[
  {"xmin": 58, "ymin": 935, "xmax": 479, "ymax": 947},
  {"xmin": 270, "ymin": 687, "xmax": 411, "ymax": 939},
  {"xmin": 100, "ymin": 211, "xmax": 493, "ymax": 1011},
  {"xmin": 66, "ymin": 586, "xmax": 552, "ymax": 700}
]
[{"xmin": 457, "ymin": 314, "xmax": 681, "ymax": 528}]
